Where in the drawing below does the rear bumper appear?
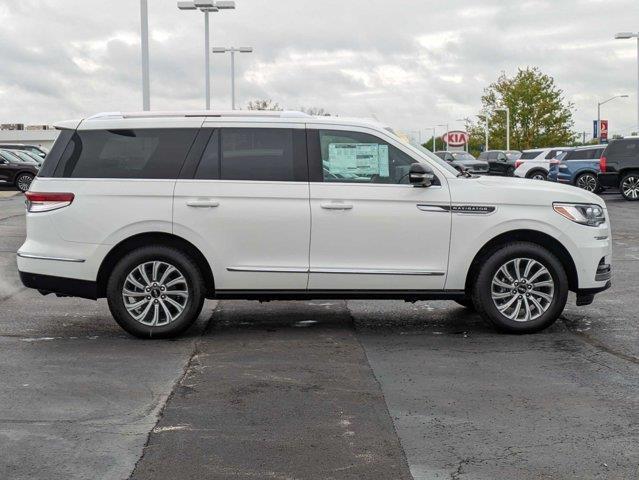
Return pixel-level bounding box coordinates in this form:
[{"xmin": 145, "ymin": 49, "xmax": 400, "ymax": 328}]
[
  {"xmin": 19, "ymin": 271, "xmax": 98, "ymax": 300},
  {"xmin": 598, "ymin": 172, "xmax": 619, "ymax": 188}
]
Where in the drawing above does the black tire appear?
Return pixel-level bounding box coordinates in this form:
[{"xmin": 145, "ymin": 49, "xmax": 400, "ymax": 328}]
[
  {"xmin": 106, "ymin": 245, "xmax": 205, "ymax": 338},
  {"xmin": 575, "ymin": 172, "xmax": 599, "ymax": 193},
  {"xmin": 454, "ymin": 298, "xmax": 475, "ymax": 310},
  {"xmin": 506, "ymin": 167, "xmax": 515, "ymax": 177},
  {"xmin": 526, "ymin": 170, "xmax": 547, "ymax": 181},
  {"xmin": 471, "ymin": 242, "xmax": 568, "ymax": 334},
  {"xmin": 620, "ymin": 172, "xmax": 639, "ymax": 201},
  {"xmin": 15, "ymin": 173, "xmax": 34, "ymax": 192}
]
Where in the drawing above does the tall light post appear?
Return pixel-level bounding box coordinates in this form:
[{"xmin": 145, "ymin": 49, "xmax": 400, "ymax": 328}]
[
  {"xmin": 477, "ymin": 112, "xmax": 489, "ymax": 152},
  {"xmin": 212, "ymin": 46, "xmax": 253, "ymax": 110},
  {"xmin": 615, "ymin": 32, "xmax": 639, "ymax": 132},
  {"xmin": 437, "ymin": 123, "xmax": 449, "ymax": 151},
  {"xmin": 597, "ymin": 94, "xmax": 628, "ymax": 143},
  {"xmin": 178, "ymin": 1, "xmax": 236, "ymax": 110},
  {"xmin": 140, "ymin": 0, "xmax": 150, "ymax": 110},
  {"xmin": 494, "ymin": 107, "xmax": 510, "ymax": 151}
]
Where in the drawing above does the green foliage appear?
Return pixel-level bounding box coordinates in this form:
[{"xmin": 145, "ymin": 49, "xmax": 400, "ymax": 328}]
[
  {"xmin": 420, "ymin": 137, "xmax": 447, "ymax": 152},
  {"xmin": 479, "ymin": 67, "xmax": 576, "ymax": 150}
]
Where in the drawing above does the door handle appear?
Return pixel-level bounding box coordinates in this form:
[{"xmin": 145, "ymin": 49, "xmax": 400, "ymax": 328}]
[
  {"xmin": 186, "ymin": 199, "xmax": 219, "ymax": 208},
  {"xmin": 320, "ymin": 202, "xmax": 353, "ymax": 210}
]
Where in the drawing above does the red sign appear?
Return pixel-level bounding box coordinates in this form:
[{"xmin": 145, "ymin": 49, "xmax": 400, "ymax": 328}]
[
  {"xmin": 600, "ymin": 120, "xmax": 608, "ymax": 142},
  {"xmin": 442, "ymin": 130, "xmax": 469, "ymax": 147}
]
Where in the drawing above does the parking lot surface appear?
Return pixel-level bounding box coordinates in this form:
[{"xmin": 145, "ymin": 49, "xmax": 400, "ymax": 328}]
[{"xmin": 1, "ymin": 187, "xmax": 638, "ymax": 479}]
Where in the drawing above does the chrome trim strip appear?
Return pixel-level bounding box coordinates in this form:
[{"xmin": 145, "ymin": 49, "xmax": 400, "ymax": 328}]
[
  {"xmin": 227, "ymin": 266, "xmax": 309, "ymax": 273},
  {"xmin": 417, "ymin": 204, "xmax": 449, "ymax": 212},
  {"xmin": 311, "ymin": 268, "xmax": 445, "ymax": 276},
  {"xmin": 17, "ymin": 252, "xmax": 86, "ymax": 263},
  {"xmin": 227, "ymin": 266, "xmax": 445, "ymax": 276}
]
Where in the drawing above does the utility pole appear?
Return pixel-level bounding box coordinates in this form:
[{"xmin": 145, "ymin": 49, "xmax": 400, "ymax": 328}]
[{"xmin": 140, "ymin": 0, "xmax": 150, "ymax": 110}]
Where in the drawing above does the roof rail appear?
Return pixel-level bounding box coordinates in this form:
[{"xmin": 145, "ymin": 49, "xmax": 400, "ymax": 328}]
[{"xmin": 85, "ymin": 110, "xmax": 312, "ymax": 120}]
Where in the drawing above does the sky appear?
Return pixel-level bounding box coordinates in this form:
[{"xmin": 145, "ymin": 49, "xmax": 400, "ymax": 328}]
[{"xmin": 0, "ymin": 0, "xmax": 638, "ymax": 139}]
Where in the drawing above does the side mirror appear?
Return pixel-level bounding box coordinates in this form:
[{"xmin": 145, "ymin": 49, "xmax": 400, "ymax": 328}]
[{"xmin": 409, "ymin": 163, "xmax": 435, "ymax": 187}]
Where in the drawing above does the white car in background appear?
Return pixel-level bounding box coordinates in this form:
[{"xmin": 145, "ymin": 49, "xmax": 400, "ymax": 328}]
[{"xmin": 514, "ymin": 147, "xmax": 574, "ymax": 181}]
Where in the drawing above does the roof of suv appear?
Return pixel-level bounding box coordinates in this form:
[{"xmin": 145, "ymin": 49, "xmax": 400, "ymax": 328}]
[{"xmin": 54, "ymin": 110, "xmax": 390, "ymax": 131}]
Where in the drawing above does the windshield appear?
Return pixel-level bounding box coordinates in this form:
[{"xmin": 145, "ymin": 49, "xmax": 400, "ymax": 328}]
[{"xmin": 11, "ymin": 150, "xmax": 40, "ymax": 165}]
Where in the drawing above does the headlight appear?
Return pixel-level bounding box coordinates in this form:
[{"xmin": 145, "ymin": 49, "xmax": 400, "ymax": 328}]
[{"xmin": 553, "ymin": 203, "xmax": 605, "ymax": 227}]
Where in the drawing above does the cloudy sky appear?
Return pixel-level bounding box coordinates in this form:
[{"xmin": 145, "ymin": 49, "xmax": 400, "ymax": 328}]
[{"xmin": 0, "ymin": 0, "xmax": 638, "ymax": 138}]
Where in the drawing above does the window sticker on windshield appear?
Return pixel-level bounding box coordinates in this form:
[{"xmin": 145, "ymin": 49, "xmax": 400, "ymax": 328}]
[{"xmin": 327, "ymin": 143, "xmax": 389, "ymax": 177}]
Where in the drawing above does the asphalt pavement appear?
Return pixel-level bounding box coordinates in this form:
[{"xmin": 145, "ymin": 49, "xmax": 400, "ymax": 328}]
[{"xmin": 0, "ymin": 187, "xmax": 637, "ymax": 479}]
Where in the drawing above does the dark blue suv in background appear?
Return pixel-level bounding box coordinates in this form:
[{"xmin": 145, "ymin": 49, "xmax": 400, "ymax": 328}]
[{"xmin": 548, "ymin": 145, "xmax": 606, "ymax": 192}]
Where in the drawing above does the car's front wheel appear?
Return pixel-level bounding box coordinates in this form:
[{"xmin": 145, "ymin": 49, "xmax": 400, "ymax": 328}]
[
  {"xmin": 471, "ymin": 242, "xmax": 568, "ymax": 333},
  {"xmin": 106, "ymin": 246, "xmax": 205, "ymax": 338},
  {"xmin": 620, "ymin": 172, "xmax": 639, "ymax": 201},
  {"xmin": 15, "ymin": 173, "xmax": 34, "ymax": 192},
  {"xmin": 575, "ymin": 172, "xmax": 599, "ymax": 193}
]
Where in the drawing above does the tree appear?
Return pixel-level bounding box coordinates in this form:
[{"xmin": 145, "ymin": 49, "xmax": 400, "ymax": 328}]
[
  {"xmin": 421, "ymin": 137, "xmax": 446, "ymax": 152},
  {"xmin": 300, "ymin": 106, "xmax": 331, "ymax": 116},
  {"xmin": 246, "ymin": 99, "xmax": 283, "ymax": 111},
  {"xmin": 480, "ymin": 67, "xmax": 575, "ymax": 150}
]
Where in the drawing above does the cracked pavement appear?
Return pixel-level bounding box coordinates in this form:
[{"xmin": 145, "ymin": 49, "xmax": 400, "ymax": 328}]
[{"xmin": 0, "ymin": 187, "xmax": 637, "ymax": 479}]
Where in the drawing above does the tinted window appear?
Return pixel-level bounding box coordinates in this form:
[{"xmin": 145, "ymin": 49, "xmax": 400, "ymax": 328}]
[
  {"xmin": 520, "ymin": 151, "xmax": 541, "ymax": 160},
  {"xmin": 319, "ymin": 130, "xmax": 415, "ymax": 184},
  {"xmin": 565, "ymin": 148, "xmax": 603, "ymax": 160},
  {"xmin": 194, "ymin": 130, "xmax": 220, "ymax": 179},
  {"xmin": 218, "ymin": 128, "xmax": 305, "ymax": 182},
  {"xmin": 53, "ymin": 129, "xmax": 197, "ymax": 179},
  {"xmin": 606, "ymin": 139, "xmax": 639, "ymax": 157}
]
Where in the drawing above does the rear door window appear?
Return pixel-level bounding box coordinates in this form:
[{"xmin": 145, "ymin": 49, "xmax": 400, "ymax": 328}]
[{"xmin": 53, "ymin": 129, "xmax": 198, "ymax": 179}]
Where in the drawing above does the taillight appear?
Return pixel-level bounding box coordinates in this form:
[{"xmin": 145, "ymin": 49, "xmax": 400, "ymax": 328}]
[
  {"xmin": 25, "ymin": 192, "xmax": 74, "ymax": 213},
  {"xmin": 600, "ymin": 155, "xmax": 607, "ymax": 173},
  {"xmin": 514, "ymin": 160, "xmax": 523, "ymax": 169}
]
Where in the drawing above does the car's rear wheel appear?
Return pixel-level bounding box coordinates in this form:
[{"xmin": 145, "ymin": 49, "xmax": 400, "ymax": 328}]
[
  {"xmin": 527, "ymin": 170, "xmax": 547, "ymax": 181},
  {"xmin": 107, "ymin": 246, "xmax": 205, "ymax": 338},
  {"xmin": 471, "ymin": 242, "xmax": 568, "ymax": 333},
  {"xmin": 620, "ymin": 172, "xmax": 639, "ymax": 201},
  {"xmin": 575, "ymin": 172, "xmax": 599, "ymax": 192},
  {"xmin": 15, "ymin": 173, "xmax": 34, "ymax": 192}
]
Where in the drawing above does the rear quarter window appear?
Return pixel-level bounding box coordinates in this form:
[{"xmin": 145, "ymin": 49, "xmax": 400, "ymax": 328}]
[{"xmin": 53, "ymin": 128, "xmax": 198, "ymax": 179}]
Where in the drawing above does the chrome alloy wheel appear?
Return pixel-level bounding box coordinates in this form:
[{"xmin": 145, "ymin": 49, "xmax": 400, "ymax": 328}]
[
  {"xmin": 576, "ymin": 173, "xmax": 597, "ymax": 192},
  {"xmin": 122, "ymin": 261, "xmax": 189, "ymax": 327},
  {"xmin": 491, "ymin": 258, "xmax": 555, "ymax": 322},
  {"xmin": 621, "ymin": 175, "xmax": 639, "ymax": 200},
  {"xmin": 16, "ymin": 174, "xmax": 33, "ymax": 192},
  {"xmin": 530, "ymin": 172, "xmax": 546, "ymax": 181}
]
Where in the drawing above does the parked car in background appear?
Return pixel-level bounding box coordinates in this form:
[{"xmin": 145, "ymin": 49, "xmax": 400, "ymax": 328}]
[
  {"xmin": 434, "ymin": 151, "xmax": 489, "ymax": 174},
  {"xmin": 477, "ymin": 150, "xmax": 517, "ymax": 176},
  {"xmin": 515, "ymin": 147, "xmax": 574, "ymax": 180},
  {"xmin": 548, "ymin": 146, "xmax": 606, "ymax": 192},
  {"xmin": 0, "ymin": 149, "xmax": 39, "ymax": 192},
  {"xmin": 598, "ymin": 137, "xmax": 639, "ymax": 201},
  {"xmin": 0, "ymin": 144, "xmax": 48, "ymax": 159}
]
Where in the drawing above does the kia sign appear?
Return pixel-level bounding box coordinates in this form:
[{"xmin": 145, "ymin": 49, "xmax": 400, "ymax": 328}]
[{"xmin": 442, "ymin": 130, "xmax": 469, "ymax": 147}]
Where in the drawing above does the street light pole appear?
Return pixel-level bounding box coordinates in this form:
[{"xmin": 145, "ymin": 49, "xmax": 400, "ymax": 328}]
[
  {"xmin": 178, "ymin": 1, "xmax": 236, "ymax": 110},
  {"xmin": 212, "ymin": 46, "xmax": 253, "ymax": 109},
  {"xmin": 597, "ymin": 94, "xmax": 628, "ymax": 143},
  {"xmin": 437, "ymin": 123, "xmax": 449, "ymax": 151},
  {"xmin": 615, "ymin": 32, "xmax": 639, "ymax": 133},
  {"xmin": 140, "ymin": 0, "xmax": 150, "ymax": 110}
]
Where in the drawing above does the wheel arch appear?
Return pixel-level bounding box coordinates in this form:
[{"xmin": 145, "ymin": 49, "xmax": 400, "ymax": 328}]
[
  {"xmin": 464, "ymin": 229, "xmax": 578, "ymax": 293},
  {"xmin": 96, "ymin": 232, "xmax": 215, "ymax": 298}
]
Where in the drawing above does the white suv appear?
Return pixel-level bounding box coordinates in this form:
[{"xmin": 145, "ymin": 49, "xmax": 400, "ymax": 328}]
[
  {"xmin": 18, "ymin": 111, "xmax": 612, "ymax": 338},
  {"xmin": 514, "ymin": 147, "xmax": 573, "ymax": 180}
]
